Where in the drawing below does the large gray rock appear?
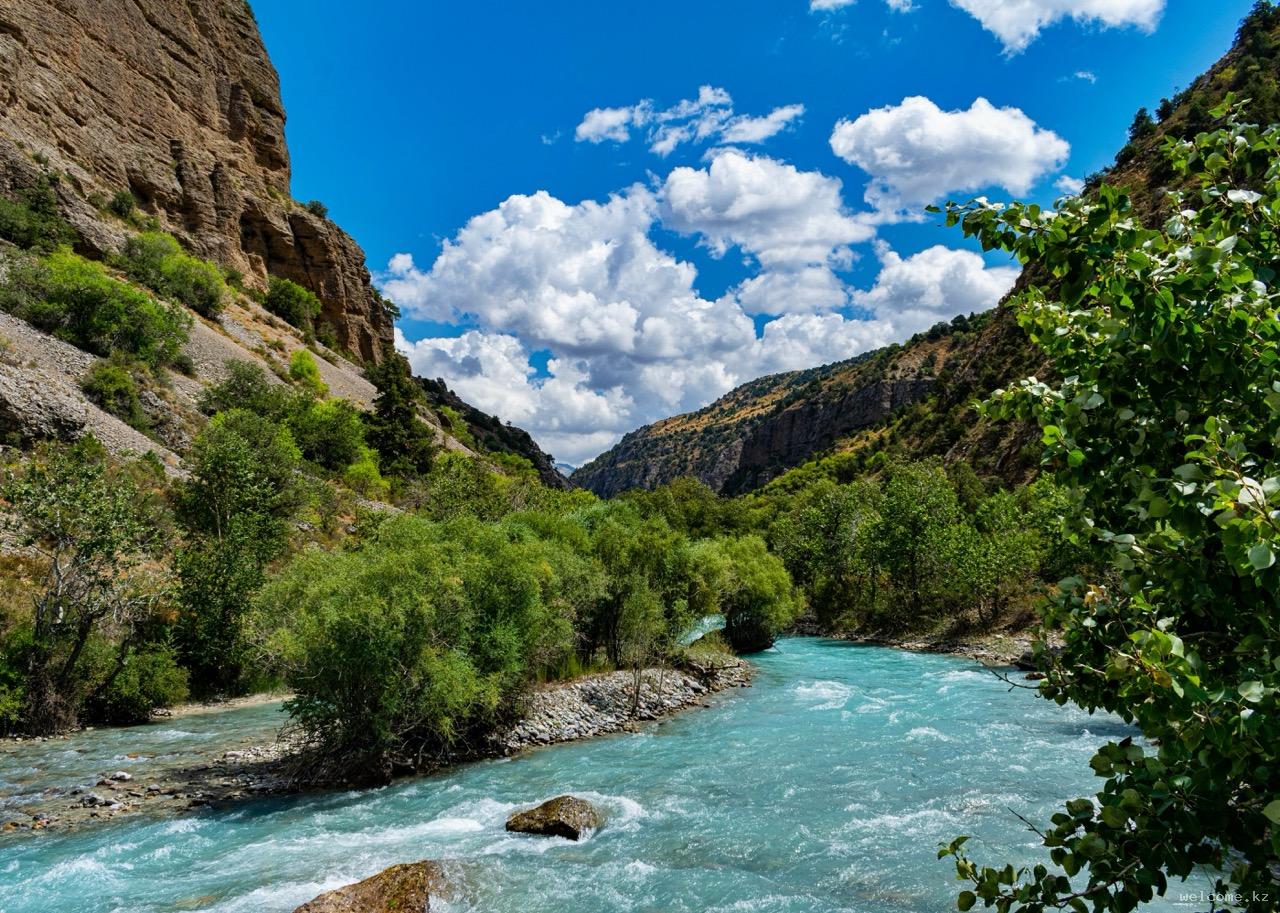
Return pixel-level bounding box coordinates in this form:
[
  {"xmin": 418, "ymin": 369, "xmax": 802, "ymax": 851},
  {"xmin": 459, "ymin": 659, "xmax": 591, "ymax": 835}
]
[
  {"xmin": 292, "ymin": 860, "xmax": 446, "ymax": 913},
  {"xmin": 505, "ymin": 795, "xmax": 601, "ymax": 840}
]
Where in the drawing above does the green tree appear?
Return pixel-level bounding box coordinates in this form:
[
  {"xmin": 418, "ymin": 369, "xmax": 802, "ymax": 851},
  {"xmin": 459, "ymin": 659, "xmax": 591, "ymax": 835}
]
[
  {"xmin": 1, "ymin": 447, "xmax": 168, "ymax": 732},
  {"xmin": 264, "ymin": 276, "xmax": 322, "ymax": 331},
  {"xmin": 870, "ymin": 461, "xmax": 963, "ymax": 623},
  {"xmin": 692, "ymin": 536, "xmax": 799, "ymax": 653},
  {"xmin": 363, "ymin": 352, "xmax": 436, "ymax": 477},
  {"xmin": 175, "ymin": 410, "xmax": 300, "ymax": 693},
  {"xmin": 288, "ymin": 398, "xmax": 367, "ymax": 471},
  {"xmin": 937, "ymin": 104, "xmax": 1280, "ymax": 912}
]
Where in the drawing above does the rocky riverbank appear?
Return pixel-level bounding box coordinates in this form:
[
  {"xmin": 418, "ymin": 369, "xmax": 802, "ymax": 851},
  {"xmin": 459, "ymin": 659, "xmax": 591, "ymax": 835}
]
[
  {"xmin": 780, "ymin": 614, "xmax": 1039, "ymax": 667},
  {"xmin": 829, "ymin": 629, "xmax": 1039, "ymax": 667},
  {"xmin": 1, "ymin": 655, "xmax": 751, "ymax": 835}
]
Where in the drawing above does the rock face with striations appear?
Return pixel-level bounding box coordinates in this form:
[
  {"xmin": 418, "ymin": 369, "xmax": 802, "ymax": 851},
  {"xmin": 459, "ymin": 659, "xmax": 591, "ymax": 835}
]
[
  {"xmin": 0, "ymin": 0, "xmax": 392, "ymax": 362},
  {"xmin": 571, "ymin": 345, "xmax": 943, "ymax": 497}
]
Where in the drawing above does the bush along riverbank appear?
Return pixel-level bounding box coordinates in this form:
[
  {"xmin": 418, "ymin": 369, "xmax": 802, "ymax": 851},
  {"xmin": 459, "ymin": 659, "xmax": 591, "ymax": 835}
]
[{"xmin": 1, "ymin": 651, "xmax": 750, "ymax": 834}]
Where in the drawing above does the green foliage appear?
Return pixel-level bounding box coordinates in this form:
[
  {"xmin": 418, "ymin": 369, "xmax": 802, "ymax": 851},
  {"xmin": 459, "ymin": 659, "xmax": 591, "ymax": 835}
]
[
  {"xmin": 437, "ymin": 403, "xmax": 477, "ymax": 450},
  {"xmin": 86, "ymin": 642, "xmax": 188, "ymax": 724},
  {"xmin": 763, "ymin": 461, "xmax": 1069, "ymax": 633},
  {"xmin": 0, "ymin": 446, "xmax": 169, "ymax": 733},
  {"xmin": 288, "ymin": 347, "xmax": 329, "ymax": 398},
  {"xmin": 107, "ymin": 189, "xmax": 137, "ymax": 220},
  {"xmin": 303, "ymin": 199, "xmax": 329, "ymax": 219},
  {"xmin": 364, "ymin": 352, "xmax": 436, "ymax": 477},
  {"xmin": 343, "ymin": 447, "xmax": 389, "ymax": 499},
  {"xmin": 265, "ymin": 276, "xmax": 322, "ymax": 331},
  {"xmin": 175, "ymin": 410, "xmax": 300, "ymax": 693},
  {"xmin": 413, "ymin": 451, "xmax": 509, "ymax": 520},
  {"xmin": 937, "ymin": 104, "xmax": 1280, "ymax": 912},
  {"xmin": 81, "ymin": 357, "xmax": 150, "ymax": 432},
  {"xmin": 288, "ymin": 398, "xmax": 366, "ymax": 470},
  {"xmin": 0, "ymin": 249, "xmax": 190, "ymax": 367},
  {"xmin": 0, "ymin": 178, "xmax": 76, "ymax": 251},
  {"xmin": 622, "ymin": 477, "xmax": 750, "ymax": 539},
  {"xmin": 199, "ymin": 359, "xmax": 297, "ymax": 420},
  {"xmin": 121, "ymin": 232, "xmax": 228, "ymax": 318},
  {"xmin": 691, "ymin": 536, "xmax": 799, "ymax": 652},
  {"xmin": 254, "ymin": 513, "xmax": 591, "ymax": 773}
]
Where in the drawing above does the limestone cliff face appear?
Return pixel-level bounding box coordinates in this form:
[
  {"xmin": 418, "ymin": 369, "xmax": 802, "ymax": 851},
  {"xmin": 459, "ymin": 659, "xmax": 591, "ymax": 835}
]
[
  {"xmin": 0, "ymin": 0, "xmax": 392, "ymax": 362},
  {"xmin": 572, "ymin": 342, "xmax": 948, "ymax": 497}
]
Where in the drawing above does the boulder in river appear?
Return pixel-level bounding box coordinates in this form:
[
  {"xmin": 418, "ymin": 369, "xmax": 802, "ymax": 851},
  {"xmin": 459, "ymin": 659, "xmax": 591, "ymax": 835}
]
[
  {"xmin": 292, "ymin": 860, "xmax": 446, "ymax": 913},
  {"xmin": 505, "ymin": 795, "xmax": 601, "ymax": 840}
]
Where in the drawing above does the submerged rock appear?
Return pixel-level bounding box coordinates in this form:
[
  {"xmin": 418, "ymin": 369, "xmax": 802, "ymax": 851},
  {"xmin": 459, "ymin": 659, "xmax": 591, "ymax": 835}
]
[
  {"xmin": 292, "ymin": 860, "xmax": 446, "ymax": 913},
  {"xmin": 505, "ymin": 795, "xmax": 601, "ymax": 840}
]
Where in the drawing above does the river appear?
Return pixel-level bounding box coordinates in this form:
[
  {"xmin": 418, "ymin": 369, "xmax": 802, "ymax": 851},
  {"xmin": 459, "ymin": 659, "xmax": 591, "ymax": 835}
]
[{"xmin": 0, "ymin": 638, "xmax": 1195, "ymax": 912}]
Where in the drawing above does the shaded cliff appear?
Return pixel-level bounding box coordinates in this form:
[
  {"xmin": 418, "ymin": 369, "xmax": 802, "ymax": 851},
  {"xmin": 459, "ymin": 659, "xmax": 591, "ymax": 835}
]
[
  {"xmin": 0, "ymin": 0, "xmax": 392, "ymax": 362},
  {"xmin": 572, "ymin": 323, "xmax": 996, "ymax": 497}
]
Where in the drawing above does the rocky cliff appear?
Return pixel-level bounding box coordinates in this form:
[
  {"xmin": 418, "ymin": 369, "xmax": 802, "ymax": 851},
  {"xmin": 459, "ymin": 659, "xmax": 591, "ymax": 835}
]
[
  {"xmin": 0, "ymin": 0, "xmax": 392, "ymax": 362},
  {"xmin": 572, "ymin": 331, "xmax": 971, "ymax": 496}
]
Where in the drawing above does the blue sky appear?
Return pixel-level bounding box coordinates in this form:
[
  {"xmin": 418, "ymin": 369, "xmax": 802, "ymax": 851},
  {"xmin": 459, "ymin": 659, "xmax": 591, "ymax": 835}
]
[{"xmin": 252, "ymin": 0, "xmax": 1253, "ymax": 465}]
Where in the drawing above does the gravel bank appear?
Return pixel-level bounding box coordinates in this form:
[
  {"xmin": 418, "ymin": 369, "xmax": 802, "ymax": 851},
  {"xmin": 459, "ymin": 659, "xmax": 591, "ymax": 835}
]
[{"xmin": 2, "ymin": 656, "xmax": 751, "ymax": 835}]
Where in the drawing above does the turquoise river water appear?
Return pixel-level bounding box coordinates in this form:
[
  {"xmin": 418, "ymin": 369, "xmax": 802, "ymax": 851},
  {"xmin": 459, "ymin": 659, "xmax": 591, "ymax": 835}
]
[{"xmin": 0, "ymin": 639, "xmax": 1199, "ymax": 912}]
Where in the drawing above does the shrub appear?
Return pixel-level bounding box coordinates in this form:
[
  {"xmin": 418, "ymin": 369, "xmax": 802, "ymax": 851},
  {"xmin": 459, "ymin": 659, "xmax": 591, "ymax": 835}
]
[
  {"xmin": 254, "ymin": 514, "xmax": 581, "ymax": 773},
  {"xmin": 0, "ymin": 178, "xmax": 76, "ymax": 251},
  {"xmin": 288, "ymin": 398, "xmax": 367, "ymax": 470},
  {"xmin": 81, "ymin": 358, "xmax": 150, "ymax": 431},
  {"xmin": 265, "ymin": 276, "xmax": 322, "ymax": 330},
  {"xmin": 121, "ymin": 231, "xmax": 228, "ymax": 318},
  {"xmin": 691, "ymin": 536, "xmax": 799, "ymax": 652},
  {"xmin": 343, "ymin": 448, "xmax": 390, "ymax": 499},
  {"xmin": 2, "ymin": 249, "xmax": 190, "ymax": 367},
  {"xmin": 199, "ymin": 359, "xmax": 299, "ymax": 419},
  {"xmin": 87, "ymin": 643, "xmax": 189, "ymax": 724},
  {"xmin": 288, "ymin": 348, "xmax": 329, "ymax": 398},
  {"xmin": 303, "ymin": 199, "xmax": 329, "ymax": 219},
  {"xmin": 107, "ymin": 190, "xmax": 137, "ymax": 220}
]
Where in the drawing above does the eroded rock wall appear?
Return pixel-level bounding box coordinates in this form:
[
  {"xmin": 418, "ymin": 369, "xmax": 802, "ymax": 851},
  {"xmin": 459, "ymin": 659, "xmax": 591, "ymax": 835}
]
[{"xmin": 0, "ymin": 0, "xmax": 392, "ymax": 362}]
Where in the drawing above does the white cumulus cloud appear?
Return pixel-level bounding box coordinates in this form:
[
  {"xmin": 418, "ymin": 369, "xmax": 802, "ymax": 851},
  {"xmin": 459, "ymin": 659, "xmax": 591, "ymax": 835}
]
[
  {"xmin": 575, "ymin": 86, "xmax": 804, "ymax": 157},
  {"xmin": 949, "ymin": 0, "xmax": 1164, "ymax": 53},
  {"xmin": 853, "ymin": 243, "xmax": 1020, "ymax": 337},
  {"xmin": 385, "ymin": 156, "xmax": 1022, "ymax": 463},
  {"xmin": 829, "ymin": 96, "xmax": 1069, "ymax": 218},
  {"xmin": 810, "ymin": 0, "xmax": 913, "ymax": 10},
  {"xmin": 1055, "ymin": 174, "xmax": 1085, "ymax": 195}
]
